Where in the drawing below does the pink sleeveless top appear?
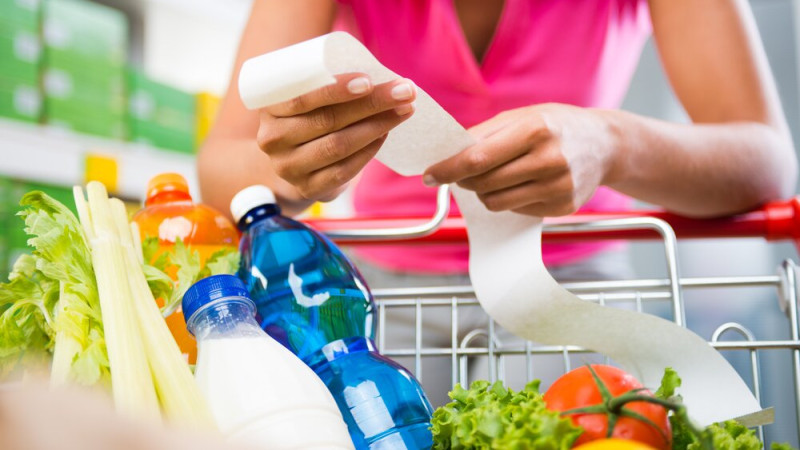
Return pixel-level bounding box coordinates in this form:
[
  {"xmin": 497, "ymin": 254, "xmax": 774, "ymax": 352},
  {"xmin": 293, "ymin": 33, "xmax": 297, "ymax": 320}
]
[{"xmin": 334, "ymin": 0, "xmax": 651, "ymax": 274}]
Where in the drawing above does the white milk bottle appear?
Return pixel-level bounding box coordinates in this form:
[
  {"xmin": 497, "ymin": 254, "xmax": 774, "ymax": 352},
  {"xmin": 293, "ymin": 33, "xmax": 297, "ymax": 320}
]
[{"xmin": 183, "ymin": 274, "xmax": 354, "ymax": 449}]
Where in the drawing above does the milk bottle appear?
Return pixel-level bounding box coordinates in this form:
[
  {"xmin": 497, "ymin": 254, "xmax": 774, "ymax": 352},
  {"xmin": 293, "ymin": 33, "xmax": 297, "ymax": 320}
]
[{"xmin": 183, "ymin": 274, "xmax": 354, "ymax": 449}]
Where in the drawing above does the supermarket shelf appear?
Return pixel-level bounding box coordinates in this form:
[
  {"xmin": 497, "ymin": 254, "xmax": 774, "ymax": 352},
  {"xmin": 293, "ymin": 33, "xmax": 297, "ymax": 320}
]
[{"xmin": 0, "ymin": 117, "xmax": 198, "ymax": 201}]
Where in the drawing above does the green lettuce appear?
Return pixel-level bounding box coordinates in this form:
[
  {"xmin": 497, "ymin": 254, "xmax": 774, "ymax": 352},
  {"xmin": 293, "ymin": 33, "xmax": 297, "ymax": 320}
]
[
  {"xmin": 431, "ymin": 379, "xmax": 581, "ymax": 449},
  {"xmin": 0, "ymin": 254, "xmax": 57, "ymax": 378},
  {"xmin": 141, "ymin": 237, "xmax": 240, "ymax": 317},
  {"xmin": 0, "ymin": 191, "xmax": 109, "ymax": 385},
  {"xmin": 0, "ymin": 192, "xmax": 240, "ymax": 387},
  {"xmin": 655, "ymin": 368, "xmax": 796, "ymax": 450}
]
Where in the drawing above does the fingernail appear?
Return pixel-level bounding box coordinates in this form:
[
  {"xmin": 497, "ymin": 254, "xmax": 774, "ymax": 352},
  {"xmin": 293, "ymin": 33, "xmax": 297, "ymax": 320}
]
[
  {"xmin": 422, "ymin": 174, "xmax": 438, "ymax": 187},
  {"xmin": 347, "ymin": 77, "xmax": 371, "ymax": 94},
  {"xmin": 391, "ymin": 82, "xmax": 414, "ymax": 101},
  {"xmin": 394, "ymin": 101, "xmax": 415, "ymax": 116}
]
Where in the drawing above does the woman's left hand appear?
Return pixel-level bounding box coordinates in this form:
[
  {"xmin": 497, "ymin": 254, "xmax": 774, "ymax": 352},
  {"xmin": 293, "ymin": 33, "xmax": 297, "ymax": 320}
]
[{"xmin": 423, "ymin": 103, "xmax": 619, "ymax": 217}]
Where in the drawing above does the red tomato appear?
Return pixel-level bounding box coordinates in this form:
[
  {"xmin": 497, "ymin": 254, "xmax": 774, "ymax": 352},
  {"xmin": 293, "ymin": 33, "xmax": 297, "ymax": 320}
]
[{"xmin": 543, "ymin": 365, "xmax": 671, "ymax": 449}]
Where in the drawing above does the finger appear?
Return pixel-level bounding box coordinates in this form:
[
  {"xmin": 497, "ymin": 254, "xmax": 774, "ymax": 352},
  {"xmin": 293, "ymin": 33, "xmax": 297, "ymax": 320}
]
[
  {"xmin": 466, "ymin": 112, "xmax": 512, "ymax": 140},
  {"xmin": 267, "ymin": 73, "xmax": 374, "ymax": 117},
  {"xmin": 277, "ymin": 107, "xmax": 414, "ymax": 181},
  {"xmin": 456, "ymin": 149, "xmax": 568, "ymax": 195},
  {"xmin": 477, "ymin": 175, "xmax": 574, "ymax": 213},
  {"xmin": 423, "ymin": 120, "xmax": 549, "ymax": 186},
  {"xmin": 512, "ymin": 200, "xmax": 578, "ymax": 217},
  {"xmin": 277, "ymin": 78, "xmax": 416, "ymax": 144},
  {"xmin": 423, "ymin": 127, "xmax": 529, "ymax": 186},
  {"xmin": 301, "ymin": 136, "xmax": 386, "ymax": 200}
]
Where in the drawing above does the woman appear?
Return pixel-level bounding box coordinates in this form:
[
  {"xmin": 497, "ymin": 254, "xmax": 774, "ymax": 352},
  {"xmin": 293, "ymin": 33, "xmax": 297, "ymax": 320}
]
[
  {"xmin": 200, "ymin": 0, "xmax": 795, "ymax": 278},
  {"xmin": 199, "ymin": 0, "xmax": 797, "ymax": 403}
]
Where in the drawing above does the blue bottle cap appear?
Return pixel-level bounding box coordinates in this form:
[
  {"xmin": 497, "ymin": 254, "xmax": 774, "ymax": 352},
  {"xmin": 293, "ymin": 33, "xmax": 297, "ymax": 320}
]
[{"xmin": 182, "ymin": 274, "xmax": 253, "ymax": 326}]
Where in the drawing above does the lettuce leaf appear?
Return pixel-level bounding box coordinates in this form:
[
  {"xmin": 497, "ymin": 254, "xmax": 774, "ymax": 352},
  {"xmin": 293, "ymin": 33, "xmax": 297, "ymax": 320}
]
[
  {"xmin": 774, "ymin": 443, "xmax": 797, "ymax": 450},
  {"xmin": 655, "ymin": 368, "xmax": 796, "ymax": 450},
  {"xmin": 0, "ymin": 254, "xmax": 58, "ymax": 378},
  {"xmin": 0, "ymin": 191, "xmax": 109, "ymax": 385},
  {"xmin": 203, "ymin": 249, "xmax": 240, "ymax": 278},
  {"xmin": 141, "ymin": 237, "xmax": 240, "ymax": 317},
  {"xmin": 689, "ymin": 421, "xmax": 761, "ymax": 450},
  {"xmin": 20, "ymin": 191, "xmax": 108, "ymax": 386},
  {"xmin": 431, "ymin": 380, "xmax": 581, "ymax": 449}
]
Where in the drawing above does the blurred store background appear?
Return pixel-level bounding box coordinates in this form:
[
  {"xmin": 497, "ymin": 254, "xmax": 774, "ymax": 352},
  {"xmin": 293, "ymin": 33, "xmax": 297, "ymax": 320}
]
[{"xmin": 1, "ymin": 0, "xmax": 800, "ymax": 445}]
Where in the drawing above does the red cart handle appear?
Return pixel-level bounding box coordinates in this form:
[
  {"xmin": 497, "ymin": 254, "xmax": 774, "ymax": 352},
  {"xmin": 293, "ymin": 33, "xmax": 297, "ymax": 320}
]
[{"xmin": 305, "ymin": 193, "xmax": 800, "ymax": 250}]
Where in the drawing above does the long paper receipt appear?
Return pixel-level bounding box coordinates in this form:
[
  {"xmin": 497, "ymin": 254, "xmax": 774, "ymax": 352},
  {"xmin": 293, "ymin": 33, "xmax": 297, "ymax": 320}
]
[{"xmin": 238, "ymin": 31, "xmax": 763, "ymax": 425}]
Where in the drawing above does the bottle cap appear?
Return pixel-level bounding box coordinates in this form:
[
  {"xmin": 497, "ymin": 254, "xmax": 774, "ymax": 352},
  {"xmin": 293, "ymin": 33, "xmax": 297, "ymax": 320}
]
[
  {"xmin": 182, "ymin": 274, "xmax": 254, "ymax": 330},
  {"xmin": 230, "ymin": 185, "xmax": 277, "ymax": 223},
  {"xmin": 146, "ymin": 173, "xmax": 191, "ymax": 206}
]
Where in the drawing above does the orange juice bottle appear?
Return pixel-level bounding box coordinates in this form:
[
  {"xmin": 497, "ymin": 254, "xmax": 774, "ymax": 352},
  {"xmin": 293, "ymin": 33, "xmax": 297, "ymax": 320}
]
[{"xmin": 132, "ymin": 173, "xmax": 239, "ymax": 364}]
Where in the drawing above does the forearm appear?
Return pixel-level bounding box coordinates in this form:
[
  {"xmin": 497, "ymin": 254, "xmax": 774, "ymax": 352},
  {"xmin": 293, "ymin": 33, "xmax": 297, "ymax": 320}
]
[
  {"xmin": 602, "ymin": 109, "xmax": 797, "ymax": 217},
  {"xmin": 197, "ymin": 0, "xmax": 337, "ymax": 218},
  {"xmin": 197, "ymin": 137, "xmax": 314, "ymax": 218}
]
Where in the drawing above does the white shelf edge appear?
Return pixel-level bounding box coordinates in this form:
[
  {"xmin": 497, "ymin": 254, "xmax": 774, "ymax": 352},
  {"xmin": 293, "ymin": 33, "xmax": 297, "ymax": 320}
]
[{"xmin": 0, "ymin": 117, "xmax": 199, "ymax": 201}]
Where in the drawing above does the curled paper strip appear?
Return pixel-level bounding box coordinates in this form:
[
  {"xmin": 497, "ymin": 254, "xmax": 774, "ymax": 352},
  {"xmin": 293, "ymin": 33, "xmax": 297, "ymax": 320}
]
[{"xmin": 238, "ymin": 31, "xmax": 762, "ymax": 425}]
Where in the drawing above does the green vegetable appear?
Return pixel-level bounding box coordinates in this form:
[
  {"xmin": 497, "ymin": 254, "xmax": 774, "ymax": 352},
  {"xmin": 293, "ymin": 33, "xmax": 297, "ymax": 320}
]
[
  {"xmin": 1, "ymin": 187, "xmax": 218, "ymax": 428},
  {"xmin": 689, "ymin": 421, "xmax": 761, "ymax": 450},
  {"xmin": 0, "ymin": 191, "xmax": 109, "ymax": 386},
  {"xmin": 774, "ymin": 443, "xmax": 797, "ymax": 450},
  {"xmin": 431, "ymin": 379, "xmax": 581, "ymax": 449},
  {"xmin": 115, "ymin": 206, "xmax": 214, "ymax": 428},
  {"xmin": 74, "ymin": 183, "xmax": 160, "ymax": 420},
  {"xmin": 0, "ymin": 254, "xmax": 57, "ymax": 378},
  {"xmin": 141, "ymin": 237, "xmax": 240, "ymax": 317},
  {"xmin": 654, "ymin": 368, "xmax": 797, "ymax": 450}
]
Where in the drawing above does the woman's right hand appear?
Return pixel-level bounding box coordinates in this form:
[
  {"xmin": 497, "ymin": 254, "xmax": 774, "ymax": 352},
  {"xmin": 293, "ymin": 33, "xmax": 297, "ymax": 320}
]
[{"xmin": 257, "ymin": 73, "xmax": 417, "ymax": 202}]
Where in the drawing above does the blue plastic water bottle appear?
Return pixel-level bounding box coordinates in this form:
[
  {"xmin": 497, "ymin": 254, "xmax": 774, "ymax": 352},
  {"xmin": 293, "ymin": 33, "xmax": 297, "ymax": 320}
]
[{"xmin": 231, "ymin": 185, "xmax": 433, "ymax": 449}]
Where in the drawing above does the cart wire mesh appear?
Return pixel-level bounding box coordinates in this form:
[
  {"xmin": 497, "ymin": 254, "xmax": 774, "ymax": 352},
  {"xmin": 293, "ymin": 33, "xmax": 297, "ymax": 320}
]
[{"xmin": 310, "ymin": 186, "xmax": 800, "ymax": 447}]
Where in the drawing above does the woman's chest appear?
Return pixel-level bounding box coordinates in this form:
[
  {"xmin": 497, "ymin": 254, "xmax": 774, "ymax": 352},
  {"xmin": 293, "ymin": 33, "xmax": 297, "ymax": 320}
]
[{"xmin": 335, "ymin": 0, "xmax": 651, "ymax": 117}]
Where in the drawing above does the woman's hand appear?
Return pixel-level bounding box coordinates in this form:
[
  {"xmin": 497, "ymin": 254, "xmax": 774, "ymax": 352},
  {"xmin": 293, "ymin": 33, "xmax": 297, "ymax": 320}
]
[
  {"xmin": 423, "ymin": 103, "xmax": 620, "ymax": 217},
  {"xmin": 0, "ymin": 383, "xmax": 258, "ymax": 450},
  {"xmin": 257, "ymin": 73, "xmax": 417, "ymax": 202}
]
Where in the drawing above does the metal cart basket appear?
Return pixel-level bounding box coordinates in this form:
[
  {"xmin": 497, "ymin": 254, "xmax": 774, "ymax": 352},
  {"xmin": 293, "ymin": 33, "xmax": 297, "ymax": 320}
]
[{"xmin": 307, "ymin": 185, "xmax": 800, "ymax": 448}]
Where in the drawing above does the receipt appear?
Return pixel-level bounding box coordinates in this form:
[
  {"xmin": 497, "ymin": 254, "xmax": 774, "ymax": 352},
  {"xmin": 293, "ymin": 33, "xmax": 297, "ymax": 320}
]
[{"xmin": 237, "ymin": 31, "xmax": 762, "ymax": 425}]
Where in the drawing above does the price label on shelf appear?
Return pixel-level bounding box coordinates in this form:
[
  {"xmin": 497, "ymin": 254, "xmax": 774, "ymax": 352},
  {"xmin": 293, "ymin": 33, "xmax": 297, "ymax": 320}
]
[{"xmin": 84, "ymin": 153, "xmax": 119, "ymax": 193}]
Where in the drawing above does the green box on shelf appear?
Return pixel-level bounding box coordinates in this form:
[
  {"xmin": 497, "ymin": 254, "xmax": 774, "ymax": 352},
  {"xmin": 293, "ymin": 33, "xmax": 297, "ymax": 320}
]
[
  {"xmin": 127, "ymin": 70, "xmax": 195, "ymax": 134},
  {"xmin": 0, "ymin": 13, "xmax": 39, "ymax": 36},
  {"xmin": 0, "ymin": 55, "xmax": 39, "ymax": 85},
  {"xmin": 47, "ymin": 100, "xmax": 127, "ymax": 140},
  {"xmin": 0, "ymin": 0, "xmax": 40, "ymax": 29},
  {"xmin": 0, "ymin": 79, "xmax": 41, "ymax": 122},
  {"xmin": 45, "ymin": 47, "xmax": 124, "ymax": 81},
  {"xmin": 0, "ymin": 176, "xmax": 13, "ymax": 279},
  {"xmin": 130, "ymin": 119, "xmax": 195, "ymax": 154},
  {"xmin": 0, "ymin": 177, "xmax": 13, "ymax": 213},
  {"xmin": 6, "ymin": 179, "xmax": 29, "ymax": 248},
  {"xmin": 43, "ymin": 0, "xmax": 127, "ymax": 67},
  {"xmin": 43, "ymin": 67, "xmax": 126, "ymax": 114},
  {"xmin": 0, "ymin": 28, "xmax": 41, "ymax": 81}
]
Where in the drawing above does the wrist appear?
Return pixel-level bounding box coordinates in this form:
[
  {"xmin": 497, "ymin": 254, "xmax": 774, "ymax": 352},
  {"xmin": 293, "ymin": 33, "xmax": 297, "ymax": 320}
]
[
  {"xmin": 593, "ymin": 108, "xmax": 630, "ymax": 187},
  {"xmin": 272, "ymin": 180, "xmax": 316, "ymax": 216}
]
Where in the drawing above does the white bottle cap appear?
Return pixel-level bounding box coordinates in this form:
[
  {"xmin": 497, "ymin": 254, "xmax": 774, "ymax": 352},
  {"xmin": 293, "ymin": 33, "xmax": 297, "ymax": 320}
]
[{"xmin": 230, "ymin": 185, "xmax": 277, "ymax": 222}]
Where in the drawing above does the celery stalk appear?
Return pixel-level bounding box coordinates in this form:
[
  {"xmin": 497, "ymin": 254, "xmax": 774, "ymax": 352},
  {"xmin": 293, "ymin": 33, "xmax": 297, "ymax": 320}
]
[
  {"xmin": 49, "ymin": 281, "xmax": 84, "ymax": 386},
  {"xmin": 74, "ymin": 183, "xmax": 160, "ymax": 421},
  {"xmin": 110, "ymin": 199, "xmax": 215, "ymax": 429}
]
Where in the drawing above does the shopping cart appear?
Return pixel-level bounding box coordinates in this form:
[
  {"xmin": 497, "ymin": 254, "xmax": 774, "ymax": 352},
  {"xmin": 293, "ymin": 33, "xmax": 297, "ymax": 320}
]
[{"xmin": 306, "ymin": 185, "xmax": 800, "ymax": 448}]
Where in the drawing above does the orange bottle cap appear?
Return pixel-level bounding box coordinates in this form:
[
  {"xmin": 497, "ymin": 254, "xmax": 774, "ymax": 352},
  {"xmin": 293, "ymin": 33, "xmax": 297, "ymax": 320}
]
[{"xmin": 146, "ymin": 173, "xmax": 191, "ymax": 205}]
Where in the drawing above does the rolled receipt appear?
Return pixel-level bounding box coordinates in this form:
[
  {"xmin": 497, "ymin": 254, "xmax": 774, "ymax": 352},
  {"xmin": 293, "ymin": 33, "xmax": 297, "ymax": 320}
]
[{"xmin": 238, "ymin": 31, "xmax": 763, "ymax": 426}]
